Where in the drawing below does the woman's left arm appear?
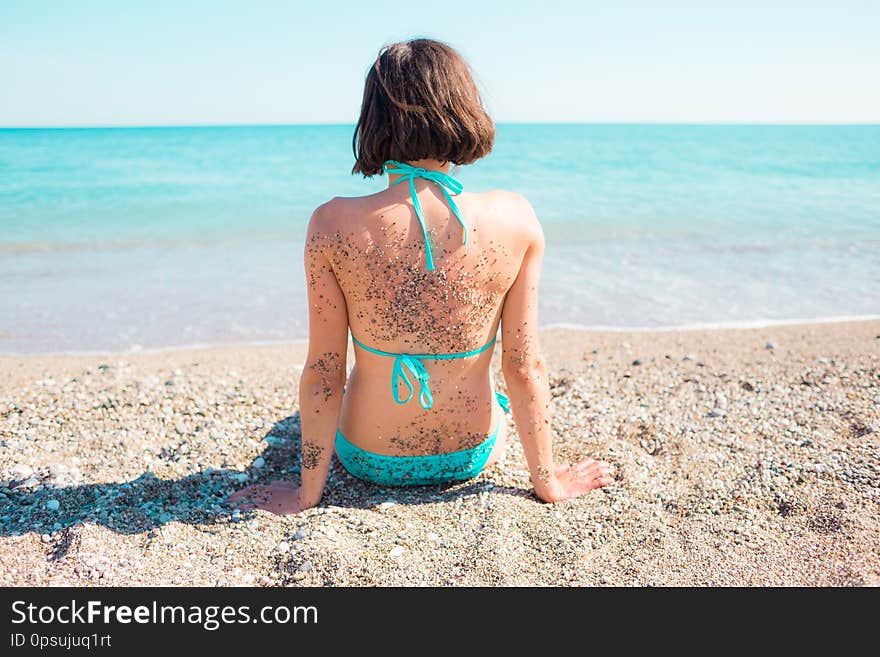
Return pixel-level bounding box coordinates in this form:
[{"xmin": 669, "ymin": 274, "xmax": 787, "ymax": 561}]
[{"xmin": 297, "ymin": 203, "xmax": 349, "ymax": 509}]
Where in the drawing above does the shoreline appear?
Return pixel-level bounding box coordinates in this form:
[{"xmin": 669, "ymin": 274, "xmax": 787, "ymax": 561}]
[
  {"xmin": 2, "ymin": 314, "xmax": 878, "ymax": 359},
  {"xmin": 1, "ymin": 318, "xmax": 878, "ymax": 586}
]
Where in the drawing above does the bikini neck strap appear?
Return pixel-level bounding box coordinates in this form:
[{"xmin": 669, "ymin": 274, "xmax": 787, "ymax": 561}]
[{"xmin": 384, "ymin": 159, "xmax": 467, "ymax": 272}]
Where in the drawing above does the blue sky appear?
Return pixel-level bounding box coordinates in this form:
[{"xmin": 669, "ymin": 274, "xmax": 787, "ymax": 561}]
[{"xmin": 1, "ymin": 0, "xmax": 878, "ymax": 126}]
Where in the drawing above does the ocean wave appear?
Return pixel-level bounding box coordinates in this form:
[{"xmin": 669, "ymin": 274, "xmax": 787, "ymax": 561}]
[
  {"xmin": 0, "ymin": 233, "xmax": 299, "ymax": 254},
  {"xmin": 2, "ymin": 315, "xmax": 878, "ymax": 357},
  {"xmin": 543, "ymin": 315, "xmax": 880, "ymax": 333}
]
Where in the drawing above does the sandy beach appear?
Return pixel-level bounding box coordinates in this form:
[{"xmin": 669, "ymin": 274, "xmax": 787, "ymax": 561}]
[{"xmin": 1, "ymin": 319, "xmax": 877, "ymax": 586}]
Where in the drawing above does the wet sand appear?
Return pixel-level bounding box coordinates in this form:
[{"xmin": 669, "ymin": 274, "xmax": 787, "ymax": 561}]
[{"xmin": 1, "ymin": 320, "xmax": 878, "ymax": 586}]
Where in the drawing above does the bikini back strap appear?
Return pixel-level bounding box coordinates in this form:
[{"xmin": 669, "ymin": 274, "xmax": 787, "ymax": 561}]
[{"xmin": 350, "ymin": 333, "xmax": 497, "ymax": 410}]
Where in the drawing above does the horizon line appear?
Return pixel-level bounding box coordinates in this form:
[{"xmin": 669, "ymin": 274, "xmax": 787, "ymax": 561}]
[{"xmin": 1, "ymin": 120, "xmax": 879, "ymax": 130}]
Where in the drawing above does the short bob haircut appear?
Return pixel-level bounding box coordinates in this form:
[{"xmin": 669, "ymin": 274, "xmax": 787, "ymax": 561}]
[{"xmin": 352, "ymin": 38, "xmax": 495, "ymax": 177}]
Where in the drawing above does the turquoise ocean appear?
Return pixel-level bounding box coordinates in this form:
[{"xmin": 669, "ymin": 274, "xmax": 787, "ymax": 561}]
[{"xmin": 1, "ymin": 124, "xmax": 878, "ymax": 354}]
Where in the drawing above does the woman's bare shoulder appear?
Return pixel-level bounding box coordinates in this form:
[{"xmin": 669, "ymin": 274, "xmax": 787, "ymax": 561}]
[
  {"xmin": 308, "ymin": 192, "xmax": 387, "ymax": 229},
  {"xmin": 471, "ymin": 189, "xmax": 542, "ymax": 239},
  {"xmin": 307, "ymin": 196, "xmax": 356, "ymax": 235}
]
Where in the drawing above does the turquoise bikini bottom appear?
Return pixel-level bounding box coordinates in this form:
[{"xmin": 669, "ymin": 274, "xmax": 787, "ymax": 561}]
[{"xmin": 335, "ymin": 422, "xmax": 500, "ymax": 487}]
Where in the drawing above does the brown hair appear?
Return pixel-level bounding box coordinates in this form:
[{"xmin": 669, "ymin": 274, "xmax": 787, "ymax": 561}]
[{"xmin": 352, "ymin": 39, "xmax": 495, "ymax": 177}]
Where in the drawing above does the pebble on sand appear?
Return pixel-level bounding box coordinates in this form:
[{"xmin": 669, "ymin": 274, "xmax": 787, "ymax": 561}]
[
  {"xmin": 389, "ymin": 546, "xmax": 405, "ymax": 558},
  {"xmin": 765, "ymin": 342, "xmax": 777, "ymax": 350},
  {"xmin": 46, "ymin": 499, "xmax": 60, "ymax": 512},
  {"xmin": 11, "ymin": 464, "xmax": 33, "ymax": 478}
]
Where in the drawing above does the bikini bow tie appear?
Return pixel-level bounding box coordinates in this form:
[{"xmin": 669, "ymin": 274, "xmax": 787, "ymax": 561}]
[{"xmin": 391, "ymin": 353, "xmax": 434, "ymax": 410}]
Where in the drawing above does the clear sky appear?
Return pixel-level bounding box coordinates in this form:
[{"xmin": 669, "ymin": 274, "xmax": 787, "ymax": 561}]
[{"xmin": 1, "ymin": 0, "xmax": 878, "ymax": 126}]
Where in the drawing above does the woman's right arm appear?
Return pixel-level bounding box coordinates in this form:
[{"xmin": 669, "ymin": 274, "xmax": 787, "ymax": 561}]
[{"xmin": 500, "ymin": 197, "xmax": 613, "ymax": 502}]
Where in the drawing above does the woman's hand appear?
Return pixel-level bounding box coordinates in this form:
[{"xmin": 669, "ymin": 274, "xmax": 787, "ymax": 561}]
[
  {"xmin": 539, "ymin": 459, "xmax": 614, "ymax": 503},
  {"xmin": 226, "ymin": 480, "xmax": 319, "ymax": 516}
]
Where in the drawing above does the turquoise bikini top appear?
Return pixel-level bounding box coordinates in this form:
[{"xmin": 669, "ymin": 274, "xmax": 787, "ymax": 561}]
[
  {"xmin": 349, "ymin": 160, "xmax": 509, "ymax": 414},
  {"xmin": 384, "ymin": 159, "xmax": 466, "ymax": 272},
  {"xmin": 351, "ymin": 333, "xmax": 500, "ymax": 410}
]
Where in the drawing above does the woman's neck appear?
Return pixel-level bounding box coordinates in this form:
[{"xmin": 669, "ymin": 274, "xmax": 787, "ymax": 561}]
[{"xmin": 386, "ymin": 158, "xmax": 450, "ymax": 187}]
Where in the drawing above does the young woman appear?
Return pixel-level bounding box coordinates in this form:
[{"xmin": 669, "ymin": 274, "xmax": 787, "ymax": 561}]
[{"xmin": 229, "ymin": 38, "xmax": 613, "ymax": 514}]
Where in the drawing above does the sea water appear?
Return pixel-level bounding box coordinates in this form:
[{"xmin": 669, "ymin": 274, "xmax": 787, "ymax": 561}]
[{"xmin": 1, "ymin": 124, "xmax": 878, "ymax": 353}]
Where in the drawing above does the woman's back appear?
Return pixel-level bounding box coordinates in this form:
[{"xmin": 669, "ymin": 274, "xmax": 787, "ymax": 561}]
[
  {"xmin": 312, "ymin": 178, "xmax": 531, "ymax": 455},
  {"xmin": 227, "ymin": 37, "xmax": 612, "ymax": 515}
]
